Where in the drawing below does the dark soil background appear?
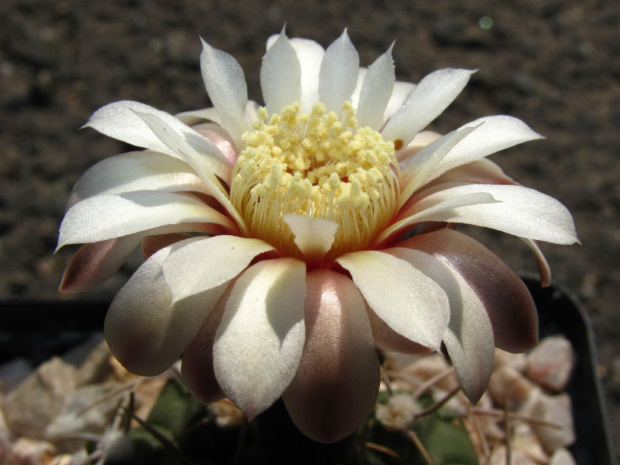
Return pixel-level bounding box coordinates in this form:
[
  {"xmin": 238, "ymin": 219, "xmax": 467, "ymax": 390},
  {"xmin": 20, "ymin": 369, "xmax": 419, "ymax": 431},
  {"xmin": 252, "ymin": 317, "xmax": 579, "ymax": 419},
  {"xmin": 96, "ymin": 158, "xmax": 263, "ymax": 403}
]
[{"xmin": 1, "ymin": 0, "xmax": 618, "ymax": 458}]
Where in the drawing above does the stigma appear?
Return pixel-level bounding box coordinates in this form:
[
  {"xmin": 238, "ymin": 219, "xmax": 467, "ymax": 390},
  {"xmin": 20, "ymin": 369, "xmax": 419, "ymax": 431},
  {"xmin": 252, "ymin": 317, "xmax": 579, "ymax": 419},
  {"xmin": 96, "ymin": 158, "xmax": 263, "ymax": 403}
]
[{"xmin": 230, "ymin": 102, "xmax": 400, "ymax": 264}]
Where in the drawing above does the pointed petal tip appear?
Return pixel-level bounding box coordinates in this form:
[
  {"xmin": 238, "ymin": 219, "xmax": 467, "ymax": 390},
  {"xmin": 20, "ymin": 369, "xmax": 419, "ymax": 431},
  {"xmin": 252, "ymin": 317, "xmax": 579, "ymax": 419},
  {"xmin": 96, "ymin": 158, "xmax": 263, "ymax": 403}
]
[
  {"xmin": 283, "ymin": 214, "xmax": 338, "ymax": 259},
  {"xmin": 198, "ymin": 35, "xmax": 210, "ymax": 50},
  {"xmin": 59, "ymin": 269, "xmax": 85, "ymax": 294},
  {"xmin": 58, "ymin": 279, "xmax": 72, "ymax": 293},
  {"xmin": 199, "ymin": 36, "xmax": 248, "ymax": 145},
  {"xmin": 463, "ymin": 384, "xmax": 485, "ymax": 405},
  {"xmin": 261, "ymin": 29, "xmax": 301, "ymax": 115},
  {"xmin": 447, "ymin": 67, "xmax": 477, "ymax": 77},
  {"xmin": 129, "ymin": 108, "xmax": 150, "ymax": 121},
  {"xmin": 245, "ymin": 409, "xmax": 257, "ymax": 423},
  {"xmin": 59, "ymin": 263, "xmax": 103, "ymax": 293},
  {"xmin": 319, "ymin": 29, "xmax": 360, "ymax": 113},
  {"xmin": 271, "ymin": 25, "xmax": 289, "ymax": 44},
  {"xmin": 562, "ymin": 227, "xmax": 580, "ymax": 246},
  {"xmin": 336, "ymin": 28, "xmax": 355, "ymax": 48},
  {"xmin": 235, "ymin": 393, "xmax": 272, "ymax": 423}
]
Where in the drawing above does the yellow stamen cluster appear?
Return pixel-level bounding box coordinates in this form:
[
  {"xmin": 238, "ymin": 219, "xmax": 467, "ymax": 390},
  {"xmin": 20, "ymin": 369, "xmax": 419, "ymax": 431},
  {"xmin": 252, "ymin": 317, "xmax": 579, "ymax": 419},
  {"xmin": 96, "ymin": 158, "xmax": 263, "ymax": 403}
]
[{"xmin": 230, "ymin": 102, "xmax": 399, "ymax": 263}]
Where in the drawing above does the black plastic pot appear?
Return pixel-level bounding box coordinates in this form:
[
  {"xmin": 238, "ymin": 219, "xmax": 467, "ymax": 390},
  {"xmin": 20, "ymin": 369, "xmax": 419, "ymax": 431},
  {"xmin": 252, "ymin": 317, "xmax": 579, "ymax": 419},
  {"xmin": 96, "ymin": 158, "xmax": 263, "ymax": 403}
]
[
  {"xmin": 521, "ymin": 274, "xmax": 616, "ymax": 465},
  {"xmin": 0, "ymin": 276, "xmax": 616, "ymax": 465},
  {"xmin": 0, "ymin": 299, "xmax": 108, "ymax": 366}
]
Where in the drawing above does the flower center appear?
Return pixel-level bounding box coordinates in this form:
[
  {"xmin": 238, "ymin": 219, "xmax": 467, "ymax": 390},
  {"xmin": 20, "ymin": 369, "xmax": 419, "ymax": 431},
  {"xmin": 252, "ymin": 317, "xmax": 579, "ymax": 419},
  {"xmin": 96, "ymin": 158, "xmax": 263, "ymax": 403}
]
[{"xmin": 230, "ymin": 102, "xmax": 399, "ymax": 263}]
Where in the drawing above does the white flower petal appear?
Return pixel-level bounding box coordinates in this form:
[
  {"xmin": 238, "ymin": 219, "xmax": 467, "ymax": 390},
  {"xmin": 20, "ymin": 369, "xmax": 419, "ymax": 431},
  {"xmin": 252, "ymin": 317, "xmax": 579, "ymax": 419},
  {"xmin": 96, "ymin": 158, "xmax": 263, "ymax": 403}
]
[
  {"xmin": 402, "ymin": 184, "xmax": 579, "ymax": 244},
  {"xmin": 163, "ymin": 235, "xmax": 274, "ymax": 302},
  {"xmin": 179, "ymin": 101, "xmax": 257, "ymax": 127},
  {"xmin": 337, "ymin": 250, "xmax": 449, "ymax": 351},
  {"xmin": 384, "ymin": 81, "xmax": 416, "ymax": 123},
  {"xmin": 399, "ymin": 125, "xmax": 480, "ymax": 207},
  {"xmin": 175, "ymin": 107, "xmax": 221, "ymax": 126},
  {"xmin": 84, "ymin": 101, "xmax": 231, "ymax": 182},
  {"xmin": 396, "ymin": 130, "xmax": 442, "ymax": 162},
  {"xmin": 66, "ymin": 151, "xmax": 204, "ymax": 209},
  {"xmin": 134, "ymin": 111, "xmax": 247, "ymax": 233},
  {"xmin": 356, "ymin": 45, "xmax": 395, "ymax": 130},
  {"xmin": 84, "ymin": 101, "xmax": 178, "ymax": 157},
  {"xmin": 400, "ymin": 115, "xmax": 543, "ymax": 188},
  {"xmin": 319, "ymin": 30, "xmax": 360, "ymax": 112},
  {"xmin": 261, "ymin": 30, "xmax": 302, "ymax": 115},
  {"xmin": 283, "ymin": 270, "xmax": 380, "ymax": 443},
  {"xmin": 192, "ymin": 123, "xmax": 239, "ymax": 166},
  {"xmin": 423, "ymin": 159, "xmax": 514, "ymax": 188},
  {"xmin": 438, "ymin": 115, "xmax": 543, "ymax": 173},
  {"xmin": 288, "ymin": 38, "xmax": 325, "ymax": 112},
  {"xmin": 200, "ymin": 38, "xmax": 249, "ymax": 146},
  {"xmin": 213, "ymin": 258, "xmax": 306, "ymax": 420},
  {"xmin": 104, "ymin": 245, "xmax": 227, "ymax": 376},
  {"xmin": 375, "ymin": 191, "xmax": 498, "ymax": 247},
  {"xmin": 350, "ymin": 67, "xmax": 367, "ymax": 110},
  {"xmin": 388, "ymin": 247, "xmax": 494, "ymax": 403},
  {"xmin": 266, "ymin": 34, "xmax": 278, "ymax": 49},
  {"xmin": 57, "ymin": 191, "xmax": 234, "ymax": 250},
  {"xmin": 382, "ymin": 69, "xmax": 475, "ymax": 146},
  {"xmin": 291, "ymin": 39, "xmax": 325, "ymax": 113},
  {"xmin": 283, "ymin": 215, "xmax": 338, "ymax": 259},
  {"xmin": 132, "ymin": 110, "xmax": 231, "ymax": 183},
  {"xmin": 245, "ymin": 100, "xmax": 261, "ymax": 122}
]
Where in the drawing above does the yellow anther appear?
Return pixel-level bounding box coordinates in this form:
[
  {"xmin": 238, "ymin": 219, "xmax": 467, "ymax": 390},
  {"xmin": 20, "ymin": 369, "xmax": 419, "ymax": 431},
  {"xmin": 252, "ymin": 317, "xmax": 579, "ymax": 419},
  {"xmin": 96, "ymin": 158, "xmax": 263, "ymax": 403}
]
[{"xmin": 230, "ymin": 101, "xmax": 399, "ymax": 262}]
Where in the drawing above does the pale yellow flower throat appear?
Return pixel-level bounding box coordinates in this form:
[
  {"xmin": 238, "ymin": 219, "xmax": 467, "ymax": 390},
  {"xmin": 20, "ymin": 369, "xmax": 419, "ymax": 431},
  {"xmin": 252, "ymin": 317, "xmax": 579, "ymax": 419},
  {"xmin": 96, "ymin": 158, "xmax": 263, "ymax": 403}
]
[{"xmin": 230, "ymin": 102, "xmax": 399, "ymax": 263}]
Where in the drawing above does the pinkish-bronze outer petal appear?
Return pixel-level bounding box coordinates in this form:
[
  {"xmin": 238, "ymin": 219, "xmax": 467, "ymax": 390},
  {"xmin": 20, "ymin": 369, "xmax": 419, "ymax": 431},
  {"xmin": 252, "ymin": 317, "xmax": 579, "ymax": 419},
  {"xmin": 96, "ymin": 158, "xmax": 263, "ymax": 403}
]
[
  {"xmin": 400, "ymin": 228, "xmax": 538, "ymax": 353},
  {"xmin": 60, "ymin": 236, "xmax": 141, "ymax": 292},
  {"xmin": 282, "ymin": 270, "xmax": 381, "ymax": 443},
  {"xmin": 181, "ymin": 290, "xmax": 228, "ymax": 406},
  {"xmin": 141, "ymin": 233, "xmax": 191, "ymax": 259}
]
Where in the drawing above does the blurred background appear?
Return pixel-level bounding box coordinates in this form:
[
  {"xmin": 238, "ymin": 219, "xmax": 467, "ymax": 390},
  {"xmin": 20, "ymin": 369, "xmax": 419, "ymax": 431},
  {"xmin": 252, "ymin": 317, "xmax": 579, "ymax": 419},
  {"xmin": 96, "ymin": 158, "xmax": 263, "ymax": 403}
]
[{"xmin": 1, "ymin": 0, "xmax": 618, "ymax": 457}]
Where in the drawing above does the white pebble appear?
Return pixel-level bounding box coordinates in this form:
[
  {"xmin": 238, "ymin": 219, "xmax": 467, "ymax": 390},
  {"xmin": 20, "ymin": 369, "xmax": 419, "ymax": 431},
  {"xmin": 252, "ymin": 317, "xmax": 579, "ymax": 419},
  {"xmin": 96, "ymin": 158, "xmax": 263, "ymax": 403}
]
[
  {"xmin": 523, "ymin": 388, "xmax": 575, "ymax": 454},
  {"xmin": 488, "ymin": 365, "xmax": 534, "ymax": 410},
  {"xmin": 549, "ymin": 447, "xmax": 577, "ymax": 465},
  {"xmin": 512, "ymin": 423, "xmax": 549, "ymax": 464},
  {"xmin": 494, "ymin": 349, "xmax": 527, "ymax": 373},
  {"xmin": 488, "ymin": 445, "xmax": 538, "ymax": 465},
  {"xmin": 527, "ymin": 336, "xmax": 574, "ymax": 392}
]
